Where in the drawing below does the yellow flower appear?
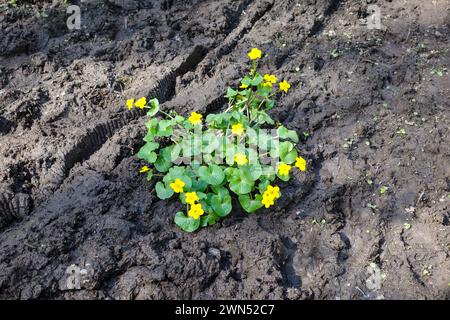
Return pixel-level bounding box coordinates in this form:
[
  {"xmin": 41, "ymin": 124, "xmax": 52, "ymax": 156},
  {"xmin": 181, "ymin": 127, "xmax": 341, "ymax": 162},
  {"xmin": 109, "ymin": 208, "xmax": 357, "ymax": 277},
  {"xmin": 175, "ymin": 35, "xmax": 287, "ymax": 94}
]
[
  {"xmin": 263, "ymin": 74, "xmax": 277, "ymax": 84},
  {"xmin": 139, "ymin": 165, "xmax": 150, "ymax": 173},
  {"xmin": 248, "ymin": 47, "xmax": 262, "ymax": 60},
  {"xmin": 261, "ymin": 194, "xmax": 275, "ymax": 208},
  {"xmin": 295, "ymin": 156, "xmax": 307, "ymax": 171},
  {"xmin": 240, "ymin": 83, "xmax": 249, "ymax": 89},
  {"xmin": 188, "ymin": 203, "xmax": 204, "ymax": 220},
  {"xmin": 265, "ymin": 185, "xmax": 280, "ymax": 200},
  {"xmin": 135, "ymin": 97, "xmax": 147, "ymax": 109},
  {"xmin": 169, "ymin": 178, "xmax": 185, "ymax": 193},
  {"xmin": 234, "ymin": 153, "xmax": 248, "ymax": 166},
  {"xmin": 279, "ymin": 80, "xmax": 291, "ymax": 93},
  {"xmin": 188, "ymin": 111, "xmax": 203, "ymax": 125},
  {"xmin": 262, "ymin": 82, "xmax": 272, "ymax": 88},
  {"xmin": 126, "ymin": 98, "xmax": 134, "ymax": 110},
  {"xmin": 185, "ymin": 192, "xmax": 199, "ymax": 205},
  {"xmin": 231, "ymin": 123, "xmax": 245, "ymax": 136},
  {"xmin": 278, "ymin": 162, "xmax": 291, "ymax": 176}
]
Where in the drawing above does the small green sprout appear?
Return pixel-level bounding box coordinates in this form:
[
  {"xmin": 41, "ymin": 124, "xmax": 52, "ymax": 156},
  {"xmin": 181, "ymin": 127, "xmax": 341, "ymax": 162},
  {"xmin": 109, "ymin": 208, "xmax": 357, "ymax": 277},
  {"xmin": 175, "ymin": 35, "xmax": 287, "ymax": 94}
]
[
  {"xmin": 380, "ymin": 186, "xmax": 389, "ymax": 195},
  {"xmin": 367, "ymin": 203, "xmax": 377, "ymax": 210},
  {"xmin": 397, "ymin": 128, "xmax": 406, "ymax": 135},
  {"xmin": 430, "ymin": 67, "xmax": 448, "ymax": 77},
  {"xmin": 330, "ymin": 49, "xmax": 339, "ymax": 59}
]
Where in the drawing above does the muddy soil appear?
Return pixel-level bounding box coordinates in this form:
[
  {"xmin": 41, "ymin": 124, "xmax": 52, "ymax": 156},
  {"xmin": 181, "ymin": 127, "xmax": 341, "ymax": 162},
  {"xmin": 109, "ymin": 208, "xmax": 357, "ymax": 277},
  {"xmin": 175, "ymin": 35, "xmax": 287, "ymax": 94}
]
[{"xmin": 0, "ymin": 0, "xmax": 449, "ymax": 299}]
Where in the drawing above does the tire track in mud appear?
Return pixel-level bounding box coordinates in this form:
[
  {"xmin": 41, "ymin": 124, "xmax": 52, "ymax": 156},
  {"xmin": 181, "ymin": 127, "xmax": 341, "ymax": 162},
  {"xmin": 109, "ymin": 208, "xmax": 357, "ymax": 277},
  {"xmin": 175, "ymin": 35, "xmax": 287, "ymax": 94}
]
[
  {"xmin": 0, "ymin": 46, "xmax": 207, "ymax": 227},
  {"xmin": 199, "ymin": 0, "xmax": 274, "ymax": 76},
  {"xmin": 39, "ymin": 46, "xmax": 207, "ymax": 197}
]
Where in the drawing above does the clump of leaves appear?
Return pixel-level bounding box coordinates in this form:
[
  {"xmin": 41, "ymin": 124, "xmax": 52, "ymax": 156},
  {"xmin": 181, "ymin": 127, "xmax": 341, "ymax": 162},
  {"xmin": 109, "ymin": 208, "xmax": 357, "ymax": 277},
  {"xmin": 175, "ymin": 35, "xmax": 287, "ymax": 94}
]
[{"xmin": 127, "ymin": 48, "xmax": 307, "ymax": 232}]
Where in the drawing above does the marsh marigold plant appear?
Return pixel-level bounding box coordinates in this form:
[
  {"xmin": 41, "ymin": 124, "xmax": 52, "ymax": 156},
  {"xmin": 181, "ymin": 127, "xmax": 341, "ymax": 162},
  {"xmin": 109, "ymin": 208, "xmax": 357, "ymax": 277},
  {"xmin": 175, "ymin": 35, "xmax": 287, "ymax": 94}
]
[{"xmin": 127, "ymin": 48, "xmax": 307, "ymax": 232}]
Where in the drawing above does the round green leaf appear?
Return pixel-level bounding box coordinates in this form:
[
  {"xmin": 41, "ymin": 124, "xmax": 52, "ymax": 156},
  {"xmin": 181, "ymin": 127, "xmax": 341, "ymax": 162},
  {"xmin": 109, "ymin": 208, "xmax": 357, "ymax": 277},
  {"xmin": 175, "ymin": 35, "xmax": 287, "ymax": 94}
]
[
  {"xmin": 281, "ymin": 149, "xmax": 298, "ymax": 164},
  {"xmin": 147, "ymin": 98, "xmax": 160, "ymax": 117},
  {"xmin": 198, "ymin": 165, "xmax": 225, "ymax": 186},
  {"xmin": 229, "ymin": 171, "xmax": 253, "ymax": 195},
  {"xmin": 137, "ymin": 142, "xmax": 159, "ymax": 163},
  {"xmin": 155, "ymin": 181, "xmax": 174, "ymax": 199},
  {"xmin": 238, "ymin": 194, "xmax": 263, "ymax": 213},
  {"xmin": 210, "ymin": 192, "xmax": 232, "ymax": 217},
  {"xmin": 277, "ymin": 126, "xmax": 299, "ymax": 143},
  {"xmin": 156, "ymin": 120, "xmax": 173, "ymax": 137},
  {"xmin": 174, "ymin": 212, "xmax": 200, "ymax": 232}
]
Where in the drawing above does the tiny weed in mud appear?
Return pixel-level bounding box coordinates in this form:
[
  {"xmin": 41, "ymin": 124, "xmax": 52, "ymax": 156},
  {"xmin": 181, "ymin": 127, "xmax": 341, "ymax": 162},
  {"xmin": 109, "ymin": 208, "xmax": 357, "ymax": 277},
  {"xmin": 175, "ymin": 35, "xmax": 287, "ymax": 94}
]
[
  {"xmin": 382, "ymin": 101, "xmax": 388, "ymax": 109},
  {"xmin": 367, "ymin": 179, "xmax": 373, "ymax": 186},
  {"xmin": 379, "ymin": 186, "xmax": 389, "ymax": 195},
  {"xmin": 312, "ymin": 218, "xmax": 326, "ymax": 227},
  {"xmin": 367, "ymin": 203, "xmax": 377, "ymax": 210},
  {"xmin": 430, "ymin": 67, "xmax": 448, "ymax": 77},
  {"xmin": 330, "ymin": 49, "xmax": 340, "ymax": 59},
  {"xmin": 128, "ymin": 48, "xmax": 307, "ymax": 232},
  {"xmin": 403, "ymin": 223, "xmax": 412, "ymax": 230},
  {"xmin": 36, "ymin": 10, "xmax": 48, "ymax": 19},
  {"xmin": 302, "ymin": 131, "xmax": 310, "ymax": 139},
  {"xmin": 419, "ymin": 43, "xmax": 427, "ymax": 50},
  {"xmin": 396, "ymin": 128, "xmax": 406, "ymax": 136}
]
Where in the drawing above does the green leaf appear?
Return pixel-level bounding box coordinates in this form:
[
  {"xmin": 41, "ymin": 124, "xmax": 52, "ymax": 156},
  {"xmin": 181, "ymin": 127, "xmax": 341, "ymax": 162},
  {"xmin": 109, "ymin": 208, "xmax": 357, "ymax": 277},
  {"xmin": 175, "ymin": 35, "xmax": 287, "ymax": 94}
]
[
  {"xmin": 198, "ymin": 165, "xmax": 225, "ymax": 186},
  {"xmin": 239, "ymin": 194, "xmax": 263, "ymax": 213},
  {"xmin": 210, "ymin": 191, "xmax": 232, "ymax": 217},
  {"xmin": 279, "ymin": 141, "xmax": 297, "ymax": 164},
  {"xmin": 229, "ymin": 170, "xmax": 254, "ymax": 195},
  {"xmin": 202, "ymin": 133, "xmax": 220, "ymax": 154},
  {"xmin": 277, "ymin": 171, "xmax": 291, "ymax": 182},
  {"xmin": 226, "ymin": 87, "xmax": 238, "ymax": 98},
  {"xmin": 258, "ymin": 179, "xmax": 270, "ymax": 192},
  {"xmin": 241, "ymin": 76, "xmax": 252, "ymax": 86},
  {"xmin": 154, "ymin": 155, "xmax": 172, "ymax": 172},
  {"xmin": 254, "ymin": 110, "xmax": 275, "ymax": 125},
  {"xmin": 241, "ymin": 164, "xmax": 262, "ymax": 181},
  {"xmin": 250, "ymin": 74, "xmax": 263, "ymax": 86},
  {"xmin": 137, "ymin": 142, "xmax": 159, "ymax": 163},
  {"xmin": 143, "ymin": 131, "xmax": 155, "ymax": 142},
  {"xmin": 155, "ymin": 181, "xmax": 174, "ymax": 199},
  {"xmin": 200, "ymin": 213, "xmax": 218, "ymax": 227},
  {"xmin": 146, "ymin": 171, "xmax": 154, "ymax": 181},
  {"xmin": 174, "ymin": 211, "xmax": 200, "ymax": 232},
  {"xmin": 277, "ymin": 126, "xmax": 299, "ymax": 143},
  {"xmin": 156, "ymin": 120, "xmax": 173, "ymax": 137},
  {"xmin": 147, "ymin": 98, "xmax": 160, "ymax": 117}
]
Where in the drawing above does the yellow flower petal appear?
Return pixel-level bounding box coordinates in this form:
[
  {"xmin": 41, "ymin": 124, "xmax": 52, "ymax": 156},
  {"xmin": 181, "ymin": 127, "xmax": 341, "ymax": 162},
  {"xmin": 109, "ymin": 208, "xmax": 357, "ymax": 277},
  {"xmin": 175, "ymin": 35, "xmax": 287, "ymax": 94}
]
[
  {"xmin": 126, "ymin": 98, "xmax": 134, "ymax": 110},
  {"xmin": 234, "ymin": 153, "xmax": 248, "ymax": 166},
  {"xmin": 139, "ymin": 165, "xmax": 150, "ymax": 173},
  {"xmin": 188, "ymin": 203, "xmax": 204, "ymax": 220},
  {"xmin": 295, "ymin": 156, "xmax": 307, "ymax": 171},
  {"xmin": 231, "ymin": 123, "xmax": 244, "ymax": 136},
  {"xmin": 185, "ymin": 192, "xmax": 199, "ymax": 205},
  {"xmin": 188, "ymin": 112, "xmax": 203, "ymax": 125},
  {"xmin": 278, "ymin": 163, "xmax": 291, "ymax": 176},
  {"xmin": 135, "ymin": 97, "xmax": 147, "ymax": 109},
  {"xmin": 263, "ymin": 74, "xmax": 277, "ymax": 84},
  {"xmin": 169, "ymin": 178, "xmax": 185, "ymax": 193},
  {"xmin": 279, "ymin": 80, "xmax": 291, "ymax": 93},
  {"xmin": 248, "ymin": 48, "xmax": 262, "ymax": 60}
]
